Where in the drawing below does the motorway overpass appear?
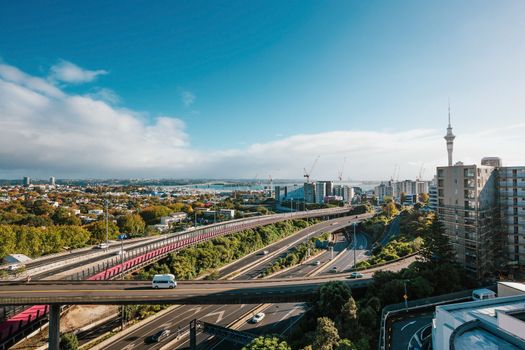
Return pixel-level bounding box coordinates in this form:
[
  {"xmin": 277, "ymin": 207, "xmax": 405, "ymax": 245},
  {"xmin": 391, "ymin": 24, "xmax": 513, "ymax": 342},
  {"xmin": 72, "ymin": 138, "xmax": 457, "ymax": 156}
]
[{"xmin": 0, "ymin": 277, "xmax": 372, "ymax": 306}]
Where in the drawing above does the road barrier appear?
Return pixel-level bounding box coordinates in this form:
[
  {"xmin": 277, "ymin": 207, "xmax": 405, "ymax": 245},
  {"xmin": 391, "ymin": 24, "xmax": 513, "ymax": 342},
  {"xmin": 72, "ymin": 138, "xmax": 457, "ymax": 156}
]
[{"xmin": 0, "ymin": 207, "xmax": 353, "ymax": 349}]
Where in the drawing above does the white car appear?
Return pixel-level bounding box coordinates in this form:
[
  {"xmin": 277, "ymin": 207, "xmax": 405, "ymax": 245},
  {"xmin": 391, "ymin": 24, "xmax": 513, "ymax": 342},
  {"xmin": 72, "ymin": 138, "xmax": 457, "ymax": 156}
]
[
  {"xmin": 251, "ymin": 312, "xmax": 265, "ymax": 323},
  {"xmin": 95, "ymin": 243, "xmax": 109, "ymax": 249},
  {"xmin": 314, "ymin": 260, "xmax": 321, "ymax": 266},
  {"xmin": 7, "ymin": 263, "xmax": 23, "ymax": 271},
  {"xmin": 349, "ymin": 272, "xmax": 364, "ymax": 279}
]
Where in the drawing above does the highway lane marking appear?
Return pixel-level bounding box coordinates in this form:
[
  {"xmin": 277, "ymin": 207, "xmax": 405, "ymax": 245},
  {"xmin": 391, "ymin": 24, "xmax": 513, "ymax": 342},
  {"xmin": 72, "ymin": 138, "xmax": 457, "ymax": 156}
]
[
  {"xmin": 400, "ymin": 320, "xmax": 416, "ymax": 332},
  {"xmin": 203, "ymin": 310, "xmax": 225, "ymax": 323},
  {"xmin": 278, "ymin": 306, "xmax": 300, "ymax": 322},
  {"xmin": 0, "ymin": 287, "xmax": 237, "ymax": 294}
]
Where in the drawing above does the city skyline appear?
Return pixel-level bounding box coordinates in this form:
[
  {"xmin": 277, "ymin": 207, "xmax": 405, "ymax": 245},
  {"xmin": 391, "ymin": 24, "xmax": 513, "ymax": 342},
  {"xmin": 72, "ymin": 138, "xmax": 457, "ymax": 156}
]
[{"xmin": 1, "ymin": 1, "xmax": 524, "ymax": 179}]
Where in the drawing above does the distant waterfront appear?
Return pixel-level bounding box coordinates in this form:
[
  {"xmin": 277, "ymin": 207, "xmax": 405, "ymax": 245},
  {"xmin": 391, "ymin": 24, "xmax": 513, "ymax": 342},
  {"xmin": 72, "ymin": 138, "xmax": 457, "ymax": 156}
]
[{"xmin": 171, "ymin": 181, "xmax": 379, "ymax": 193}]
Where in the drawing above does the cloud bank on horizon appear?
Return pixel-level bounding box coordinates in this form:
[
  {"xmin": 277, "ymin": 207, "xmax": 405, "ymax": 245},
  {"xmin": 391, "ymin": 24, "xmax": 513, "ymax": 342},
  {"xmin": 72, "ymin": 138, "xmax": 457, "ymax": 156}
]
[{"xmin": 0, "ymin": 61, "xmax": 523, "ymax": 181}]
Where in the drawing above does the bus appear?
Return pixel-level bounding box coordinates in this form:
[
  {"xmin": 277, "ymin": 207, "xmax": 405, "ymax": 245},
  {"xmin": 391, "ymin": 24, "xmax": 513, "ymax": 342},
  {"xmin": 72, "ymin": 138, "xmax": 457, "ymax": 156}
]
[{"xmin": 151, "ymin": 274, "xmax": 177, "ymax": 289}]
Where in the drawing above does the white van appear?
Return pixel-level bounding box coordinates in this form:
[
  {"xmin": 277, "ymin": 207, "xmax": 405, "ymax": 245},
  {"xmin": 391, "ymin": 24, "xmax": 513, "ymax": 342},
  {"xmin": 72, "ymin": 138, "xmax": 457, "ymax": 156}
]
[
  {"xmin": 472, "ymin": 288, "xmax": 496, "ymax": 301},
  {"xmin": 151, "ymin": 274, "xmax": 177, "ymax": 289}
]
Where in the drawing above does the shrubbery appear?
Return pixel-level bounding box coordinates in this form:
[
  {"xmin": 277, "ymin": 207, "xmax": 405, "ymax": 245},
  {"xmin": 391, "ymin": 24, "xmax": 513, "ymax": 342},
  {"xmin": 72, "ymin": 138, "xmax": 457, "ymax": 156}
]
[{"xmin": 135, "ymin": 219, "xmax": 316, "ymax": 280}]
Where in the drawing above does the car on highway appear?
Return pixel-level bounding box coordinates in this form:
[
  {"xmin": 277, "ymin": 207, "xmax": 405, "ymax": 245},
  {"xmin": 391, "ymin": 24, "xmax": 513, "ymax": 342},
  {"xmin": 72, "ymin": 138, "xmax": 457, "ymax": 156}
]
[
  {"xmin": 331, "ymin": 266, "xmax": 338, "ymax": 272},
  {"xmin": 330, "ymin": 222, "xmax": 339, "ymax": 226},
  {"xmin": 262, "ymin": 250, "xmax": 269, "ymax": 255},
  {"xmin": 314, "ymin": 260, "xmax": 321, "ymax": 266},
  {"xmin": 113, "ymin": 249, "xmax": 125, "ymax": 256},
  {"xmin": 94, "ymin": 243, "xmax": 109, "ymax": 249},
  {"xmin": 147, "ymin": 329, "xmax": 171, "ymax": 343},
  {"xmin": 250, "ymin": 312, "xmax": 265, "ymax": 323},
  {"xmin": 152, "ymin": 274, "xmax": 177, "ymax": 289},
  {"xmin": 349, "ymin": 272, "xmax": 364, "ymax": 279},
  {"xmin": 7, "ymin": 263, "xmax": 23, "ymax": 271}
]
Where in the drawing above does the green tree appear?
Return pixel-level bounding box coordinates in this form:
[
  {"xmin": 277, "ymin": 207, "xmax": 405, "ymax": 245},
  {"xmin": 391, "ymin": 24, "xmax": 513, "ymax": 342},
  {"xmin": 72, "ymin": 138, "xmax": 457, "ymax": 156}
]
[
  {"xmin": 52, "ymin": 208, "xmax": 81, "ymax": 226},
  {"xmin": 0, "ymin": 225, "xmax": 16, "ymax": 258},
  {"xmin": 59, "ymin": 332, "xmax": 78, "ymax": 350},
  {"xmin": 340, "ymin": 297, "xmax": 358, "ymax": 338},
  {"xmin": 19, "ymin": 214, "xmax": 54, "ymax": 227},
  {"xmin": 14, "ymin": 226, "xmax": 43, "ymax": 257},
  {"xmin": 85, "ymin": 220, "xmax": 119, "ymax": 243},
  {"xmin": 31, "ymin": 199, "xmax": 55, "ymax": 216},
  {"xmin": 420, "ymin": 217, "xmax": 455, "ymax": 263},
  {"xmin": 139, "ymin": 206, "xmax": 172, "ymax": 225},
  {"xmin": 117, "ymin": 214, "xmax": 146, "ymax": 235},
  {"xmin": 313, "ymin": 317, "xmax": 340, "ymax": 350},
  {"xmin": 314, "ymin": 281, "xmax": 352, "ymax": 320},
  {"xmin": 242, "ymin": 336, "xmax": 291, "ymax": 350},
  {"xmin": 419, "ymin": 192, "xmax": 429, "ymax": 203},
  {"xmin": 55, "ymin": 226, "xmax": 91, "ymax": 249},
  {"xmin": 335, "ymin": 339, "xmax": 356, "ymax": 350}
]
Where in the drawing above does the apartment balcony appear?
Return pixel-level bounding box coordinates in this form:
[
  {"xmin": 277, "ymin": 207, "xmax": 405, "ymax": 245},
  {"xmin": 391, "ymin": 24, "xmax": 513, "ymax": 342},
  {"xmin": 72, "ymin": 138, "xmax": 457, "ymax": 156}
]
[{"xmin": 499, "ymin": 189, "xmax": 525, "ymax": 196}]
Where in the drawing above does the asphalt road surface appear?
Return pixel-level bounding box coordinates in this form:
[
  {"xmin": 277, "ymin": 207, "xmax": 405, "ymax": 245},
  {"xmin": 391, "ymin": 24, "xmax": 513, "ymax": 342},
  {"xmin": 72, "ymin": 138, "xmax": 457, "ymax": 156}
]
[{"xmin": 390, "ymin": 313, "xmax": 433, "ymax": 350}]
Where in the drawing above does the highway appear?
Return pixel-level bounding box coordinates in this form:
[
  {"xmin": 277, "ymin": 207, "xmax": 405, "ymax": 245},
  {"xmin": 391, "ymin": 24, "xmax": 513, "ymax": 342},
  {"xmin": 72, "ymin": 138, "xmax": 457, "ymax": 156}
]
[
  {"xmin": 320, "ymin": 231, "xmax": 370, "ymax": 275},
  {"xmin": 97, "ymin": 217, "xmax": 363, "ymax": 350},
  {"xmin": 0, "ymin": 207, "xmax": 361, "ymax": 344}
]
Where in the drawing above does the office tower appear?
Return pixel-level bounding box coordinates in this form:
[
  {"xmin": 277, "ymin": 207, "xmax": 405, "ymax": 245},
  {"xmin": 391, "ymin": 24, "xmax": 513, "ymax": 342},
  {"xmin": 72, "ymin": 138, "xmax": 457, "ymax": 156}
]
[
  {"xmin": 304, "ymin": 183, "xmax": 315, "ymax": 204},
  {"xmin": 315, "ymin": 182, "xmax": 326, "ymax": 204}
]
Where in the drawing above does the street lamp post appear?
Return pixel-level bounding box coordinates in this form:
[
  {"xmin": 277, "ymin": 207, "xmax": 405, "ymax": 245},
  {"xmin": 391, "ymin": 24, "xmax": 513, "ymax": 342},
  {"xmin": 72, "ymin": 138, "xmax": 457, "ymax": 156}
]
[
  {"xmin": 353, "ymin": 222, "xmax": 357, "ymax": 268},
  {"xmin": 120, "ymin": 239, "xmax": 125, "ymax": 330},
  {"xmin": 404, "ymin": 281, "xmax": 409, "ymax": 311},
  {"xmin": 104, "ymin": 199, "xmax": 109, "ymax": 250}
]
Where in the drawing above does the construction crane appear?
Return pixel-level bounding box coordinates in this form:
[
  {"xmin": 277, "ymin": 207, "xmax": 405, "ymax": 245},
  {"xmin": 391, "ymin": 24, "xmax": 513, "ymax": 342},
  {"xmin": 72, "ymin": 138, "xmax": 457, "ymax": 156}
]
[
  {"xmin": 268, "ymin": 174, "xmax": 273, "ymax": 197},
  {"xmin": 417, "ymin": 164, "xmax": 425, "ymax": 181},
  {"xmin": 337, "ymin": 157, "xmax": 347, "ymax": 182},
  {"xmin": 303, "ymin": 156, "xmax": 320, "ymax": 183},
  {"xmin": 391, "ymin": 164, "xmax": 398, "ymax": 182}
]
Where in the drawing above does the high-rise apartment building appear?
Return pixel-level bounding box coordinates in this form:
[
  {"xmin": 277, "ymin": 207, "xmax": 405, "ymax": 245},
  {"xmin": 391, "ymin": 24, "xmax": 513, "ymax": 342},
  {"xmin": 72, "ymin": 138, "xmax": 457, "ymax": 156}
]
[
  {"xmin": 22, "ymin": 176, "xmax": 31, "ymax": 187},
  {"xmin": 49, "ymin": 176, "xmax": 56, "ymax": 186},
  {"xmin": 498, "ymin": 167, "xmax": 525, "ymax": 266},
  {"xmin": 436, "ymin": 164, "xmax": 499, "ymax": 277},
  {"xmin": 436, "ymin": 111, "xmax": 525, "ymax": 277}
]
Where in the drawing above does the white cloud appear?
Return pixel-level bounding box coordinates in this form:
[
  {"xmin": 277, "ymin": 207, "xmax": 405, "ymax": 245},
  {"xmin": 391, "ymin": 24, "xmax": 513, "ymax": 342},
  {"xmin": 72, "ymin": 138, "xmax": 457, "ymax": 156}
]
[
  {"xmin": 181, "ymin": 90, "xmax": 196, "ymax": 106},
  {"xmin": 0, "ymin": 62, "xmax": 523, "ymax": 180},
  {"xmin": 86, "ymin": 88, "xmax": 120, "ymax": 104},
  {"xmin": 49, "ymin": 60, "xmax": 107, "ymax": 84}
]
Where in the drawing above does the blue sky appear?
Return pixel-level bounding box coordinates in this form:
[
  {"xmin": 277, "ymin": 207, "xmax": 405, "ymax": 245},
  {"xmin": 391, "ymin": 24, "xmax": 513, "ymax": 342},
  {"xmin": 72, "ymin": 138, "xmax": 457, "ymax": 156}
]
[{"xmin": 0, "ymin": 1, "xmax": 524, "ymax": 179}]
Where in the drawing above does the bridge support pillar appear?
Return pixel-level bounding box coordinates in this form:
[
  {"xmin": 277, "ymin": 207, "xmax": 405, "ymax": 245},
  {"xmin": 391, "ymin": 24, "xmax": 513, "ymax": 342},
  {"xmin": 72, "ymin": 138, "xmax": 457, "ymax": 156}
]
[
  {"xmin": 190, "ymin": 319, "xmax": 197, "ymax": 350},
  {"xmin": 48, "ymin": 304, "xmax": 61, "ymax": 350}
]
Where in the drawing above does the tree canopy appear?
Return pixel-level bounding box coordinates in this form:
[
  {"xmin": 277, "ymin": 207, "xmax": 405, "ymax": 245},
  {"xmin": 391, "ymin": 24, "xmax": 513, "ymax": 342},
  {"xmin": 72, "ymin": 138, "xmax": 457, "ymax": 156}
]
[{"xmin": 242, "ymin": 336, "xmax": 291, "ymax": 350}]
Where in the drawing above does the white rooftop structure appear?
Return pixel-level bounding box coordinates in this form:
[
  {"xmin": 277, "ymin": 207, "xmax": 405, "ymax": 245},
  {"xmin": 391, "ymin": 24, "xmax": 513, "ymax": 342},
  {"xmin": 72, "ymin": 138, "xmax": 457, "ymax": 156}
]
[{"xmin": 433, "ymin": 282, "xmax": 525, "ymax": 350}]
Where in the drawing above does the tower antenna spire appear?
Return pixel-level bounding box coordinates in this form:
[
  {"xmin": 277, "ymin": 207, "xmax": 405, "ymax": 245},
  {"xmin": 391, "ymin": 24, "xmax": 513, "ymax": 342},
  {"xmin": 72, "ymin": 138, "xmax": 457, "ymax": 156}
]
[
  {"xmin": 448, "ymin": 98, "xmax": 451, "ymax": 126},
  {"xmin": 444, "ymin": 99, "xmax": 455, "ymax": 166}
]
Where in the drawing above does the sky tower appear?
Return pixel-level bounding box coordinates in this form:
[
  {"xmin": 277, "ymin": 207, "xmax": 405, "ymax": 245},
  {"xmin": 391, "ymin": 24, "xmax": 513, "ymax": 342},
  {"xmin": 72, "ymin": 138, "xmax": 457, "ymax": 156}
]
[{"xmin": 444, "ymin": 103, "xmax": 455, "ymax": 166}]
